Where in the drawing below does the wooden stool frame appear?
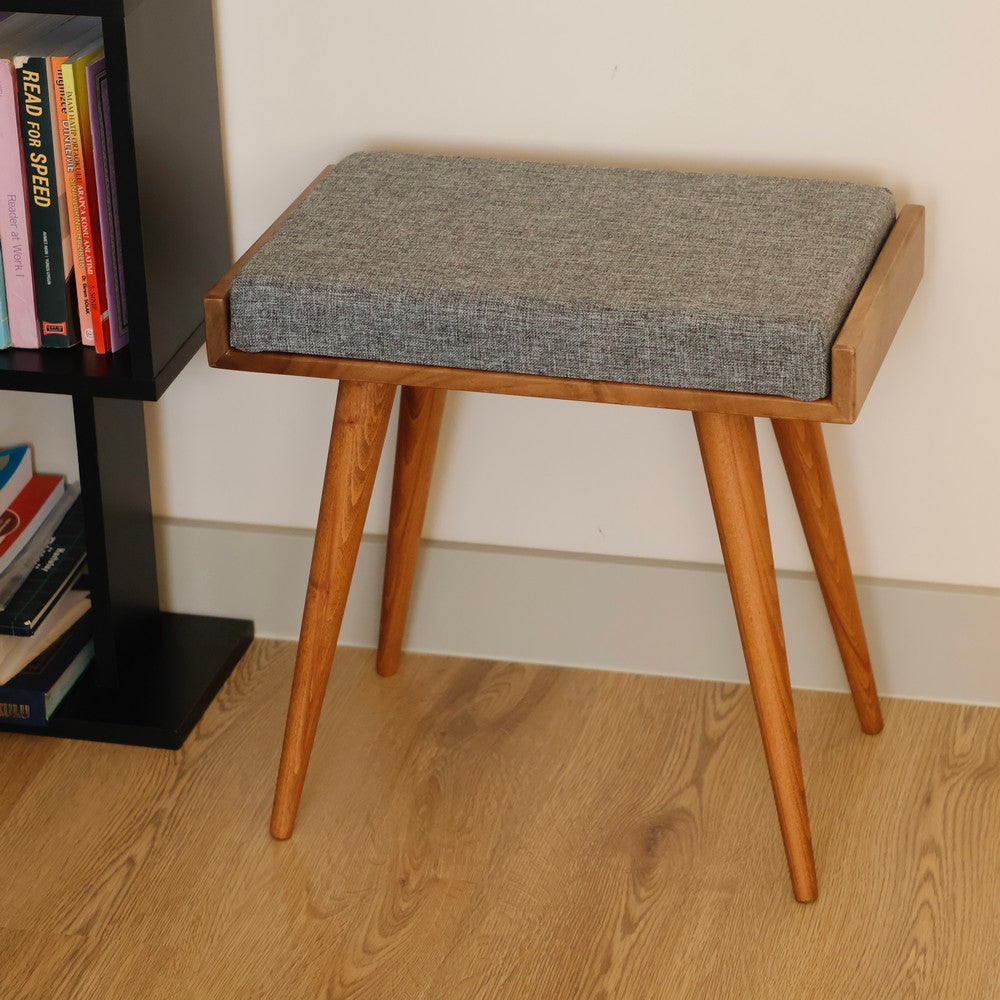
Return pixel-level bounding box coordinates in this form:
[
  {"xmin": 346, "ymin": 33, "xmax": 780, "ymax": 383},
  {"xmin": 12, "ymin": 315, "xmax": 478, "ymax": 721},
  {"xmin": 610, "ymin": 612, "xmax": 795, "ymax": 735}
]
[{"xmin": 205, "ymin": 175, "xmax": 924, "ymax": 902}]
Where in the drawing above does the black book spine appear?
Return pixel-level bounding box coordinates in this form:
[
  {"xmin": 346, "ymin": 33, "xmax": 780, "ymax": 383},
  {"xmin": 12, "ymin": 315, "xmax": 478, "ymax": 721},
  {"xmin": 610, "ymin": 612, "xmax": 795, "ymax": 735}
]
[{"xmin": 16, "ymin": 56, "xmax": 76, "ymax": 347}]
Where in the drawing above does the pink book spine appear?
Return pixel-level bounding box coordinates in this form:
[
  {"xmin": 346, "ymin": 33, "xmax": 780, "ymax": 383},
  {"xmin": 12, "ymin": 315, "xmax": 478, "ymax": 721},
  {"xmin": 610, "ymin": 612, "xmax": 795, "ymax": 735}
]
[{"xmin": 0, "ymin": 59, "xmax": 38, "ymax": 348}]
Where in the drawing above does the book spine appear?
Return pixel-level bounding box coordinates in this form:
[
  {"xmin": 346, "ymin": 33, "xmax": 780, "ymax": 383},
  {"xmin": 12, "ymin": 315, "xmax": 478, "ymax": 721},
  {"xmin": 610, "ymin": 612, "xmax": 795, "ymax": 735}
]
[
  {"xmin": 15, "ymin": 56, "xmax": 77, "ymax": 348},
  {"xmin": 47, "ymin": 56, "xmax": 76, "ymax": 343},
  {"xmin": 0, "ymin": 60, "xmax": 38, "ymax": 348},
  {"xmin": 0, "ymin": 256, "xmax": 9, "ymax": 348},
  {"xmin": 0, "ymin": 689, "xmax": 44, "ymax": 725},
  {"xmin": 73, "ymin": 52, "xmax": 108, "ymax": 352},
  {"xmin": 58, "ymin": 60, "xmax": 97, "ymax": 347},
  {"xmin": 88, "ymin": 61, "xmax": 126, "ymax": 353}
]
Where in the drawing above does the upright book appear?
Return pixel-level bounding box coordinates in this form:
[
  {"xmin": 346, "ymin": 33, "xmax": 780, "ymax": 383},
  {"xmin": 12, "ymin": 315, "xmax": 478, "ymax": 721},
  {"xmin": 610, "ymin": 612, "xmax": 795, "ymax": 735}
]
[
  {"xmin": 12, "ymin": 18, "xmax": 96, "ymax": 347},
  {"xmin": 0, "ymin": 256, "xmax": 9, "ymax": 348},
  {"xmin": 0, "ymin": 15, "xmax": 77, "ymax": 349},
  {"xmin": 54, "ymin": 29, "xmax": 102, "ymax": 348},
  {"xmin": 0, "ymin": 55, "xmax": 37, "ymax": 346},
  {"xmin": 87, "ymin": 55, "xmax": 127, "ymax": 352}
]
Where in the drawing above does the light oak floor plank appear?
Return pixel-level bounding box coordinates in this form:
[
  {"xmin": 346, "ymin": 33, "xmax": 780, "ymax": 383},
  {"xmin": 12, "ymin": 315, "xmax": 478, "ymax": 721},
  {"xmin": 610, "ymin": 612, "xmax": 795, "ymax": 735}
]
[{"xmin": 1, "ymin": 640, "xmax": 999, "ymax": 999}]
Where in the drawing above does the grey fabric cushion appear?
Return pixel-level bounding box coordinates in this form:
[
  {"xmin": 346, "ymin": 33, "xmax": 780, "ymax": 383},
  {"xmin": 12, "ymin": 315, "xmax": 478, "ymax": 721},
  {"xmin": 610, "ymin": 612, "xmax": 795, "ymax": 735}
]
[{"xmin": 230, "ymin": 152, "xmax": 895, "ymax": 400}]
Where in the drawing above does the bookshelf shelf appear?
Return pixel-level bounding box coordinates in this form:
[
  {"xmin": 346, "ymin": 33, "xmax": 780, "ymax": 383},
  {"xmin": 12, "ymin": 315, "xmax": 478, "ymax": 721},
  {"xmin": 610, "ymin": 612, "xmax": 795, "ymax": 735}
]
[
  {"xmin": 0, "ymin": 321, "xmax": 205, "ymax": 398},
  {"xmin": 0, "ymin": 0, "xmax": 253, "ymax": 747},
  {"xmin": 8, "ymin": 612, "xmax": 251, "ymax": 748}
]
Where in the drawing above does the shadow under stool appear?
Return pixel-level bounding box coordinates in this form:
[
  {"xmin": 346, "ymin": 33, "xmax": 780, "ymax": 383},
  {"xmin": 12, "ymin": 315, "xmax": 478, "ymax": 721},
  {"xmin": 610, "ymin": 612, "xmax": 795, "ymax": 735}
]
[{"xmin": 205, "ymin": 152, "xmax": 924, "ymax": 902}]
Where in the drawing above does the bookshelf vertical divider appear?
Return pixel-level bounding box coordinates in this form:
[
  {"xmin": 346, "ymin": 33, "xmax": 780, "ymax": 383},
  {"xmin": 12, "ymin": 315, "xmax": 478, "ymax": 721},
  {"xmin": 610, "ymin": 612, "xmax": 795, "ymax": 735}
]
[
  {"xmin": 73, "ymin": 393, "xmax": 160, "ymax": 688},
  {"xmin": 0, "ymin": 0, "xmax": 253, "ymax": 748}
]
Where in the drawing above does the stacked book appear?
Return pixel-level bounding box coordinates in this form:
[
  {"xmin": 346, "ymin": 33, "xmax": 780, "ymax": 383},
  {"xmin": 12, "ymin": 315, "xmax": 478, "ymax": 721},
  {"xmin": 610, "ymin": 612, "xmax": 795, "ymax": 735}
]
[
  {"xmin": 0, "ymin": 443, "xmax": 91, "ymax": 727},
  {"xmin": 0, "ymin": 12, "xmax": 127, "ymax": 354}
]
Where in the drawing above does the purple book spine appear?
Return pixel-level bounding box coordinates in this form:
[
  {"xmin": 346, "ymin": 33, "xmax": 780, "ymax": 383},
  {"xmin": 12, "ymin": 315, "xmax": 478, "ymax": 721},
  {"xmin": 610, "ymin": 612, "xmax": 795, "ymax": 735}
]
[
  {"xmin": 0, "ymin": 59, "xmax": 39, "ymax": 348},
  {"xmin": 85, "ymin": 57, "xmax": 127, "ymax": 353}
]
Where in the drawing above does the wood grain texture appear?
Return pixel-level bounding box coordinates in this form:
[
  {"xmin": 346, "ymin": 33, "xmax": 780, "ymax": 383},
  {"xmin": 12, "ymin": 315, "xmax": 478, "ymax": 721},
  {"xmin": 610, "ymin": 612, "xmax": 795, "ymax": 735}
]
[
  {"xmin": 377, "ymin": 386, "xmax": 447, "ymax": 678},
  {"xmin": 772, "ymin": 418, "xmax": 883, "ymax": 734},
  {"xmin": 204, "ymin": 346, "xmax": 847, "ymax": 421},
  {"xmin": 694, "ymin": 410, "xmax": 817, "ymax": 901},
  {"xmin": 270, "ymin": 379, "xmax": 395, "ymax": 840},
  {"xmin": 0, "ymin": 737, "xmax": 54, "ymax": 829},
  {"xmin": 205, "ymin": 169, "xmax": 924, "ymax": 425},
  {"xmin": 0, "ymin": 929, "xmax": 101, "ymax": 1000},
  {"xmin": 3, "ymin": 641, "xmax": 1000, "ymax": 998},
  {"xmin": 830, "ymin": 204, "xmax": 925, "ymax": 421}
]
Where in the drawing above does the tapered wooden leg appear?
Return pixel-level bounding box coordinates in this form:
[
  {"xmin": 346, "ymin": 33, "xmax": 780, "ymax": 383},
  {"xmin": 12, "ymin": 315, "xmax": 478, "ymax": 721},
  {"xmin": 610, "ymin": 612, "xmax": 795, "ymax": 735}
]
[
  {"xmin": 772, "ymin": 419, "xmax": 883, "ymax": 735},
  {"xmin": 270, "ymin": 379, "xmax": 396, "ymax": 840},
  {"xmin": 377, "ymin": 387, "xmax": 447, "ymax": 678},
  {"xmin": 694, "ymin": 410, "xmax": 818, "ymax": 902}
]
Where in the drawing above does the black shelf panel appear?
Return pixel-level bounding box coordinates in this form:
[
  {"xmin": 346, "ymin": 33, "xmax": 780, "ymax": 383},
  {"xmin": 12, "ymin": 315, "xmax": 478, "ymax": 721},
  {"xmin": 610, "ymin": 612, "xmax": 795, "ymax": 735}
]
[
  {"xmin": 0, "ymin": 612, "xmax": 254, "ymax": 749},
  {"xmin": 0, "ymin": 1, "xmax": 246, "ymax": 749},
  {"xmin": 1, "ymin": 0, "xmax": 228, "ymax": 400},
  {"xmin": 0, "ymin": 344, "xmax": 139, "ymax": 396},
  {"xmin": 0, "ymin": 322, "xmax": 206, "ymax": 400},
  {"xmin": 1, "ymin": 1, "xmax": 124, "ymax": 19}
]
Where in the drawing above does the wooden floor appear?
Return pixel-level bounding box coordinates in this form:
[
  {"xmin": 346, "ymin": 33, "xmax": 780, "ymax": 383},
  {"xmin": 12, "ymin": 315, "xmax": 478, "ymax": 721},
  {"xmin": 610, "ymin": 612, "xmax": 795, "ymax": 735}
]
[{"xmin": 2, "ymin": 641, "xmax": 1000, "ymax": 999}]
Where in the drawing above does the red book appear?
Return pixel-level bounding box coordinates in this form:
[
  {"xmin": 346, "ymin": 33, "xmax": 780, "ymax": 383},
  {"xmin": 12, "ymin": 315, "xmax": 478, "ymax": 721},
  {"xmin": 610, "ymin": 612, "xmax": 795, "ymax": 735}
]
[{"xmin": 0, "ymin": 473, "xmax": 65, "ymax": 575}]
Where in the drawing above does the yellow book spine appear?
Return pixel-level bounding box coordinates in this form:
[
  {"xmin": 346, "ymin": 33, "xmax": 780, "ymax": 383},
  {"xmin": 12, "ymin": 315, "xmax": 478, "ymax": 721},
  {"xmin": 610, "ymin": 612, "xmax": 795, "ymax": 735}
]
[
  {"xmin": 59, "ymin": 57, "xmax": 94, "ymax": 344},
  {"xmin": 70, "ymin": 48, "xmax": 108, "ymax": 351}
]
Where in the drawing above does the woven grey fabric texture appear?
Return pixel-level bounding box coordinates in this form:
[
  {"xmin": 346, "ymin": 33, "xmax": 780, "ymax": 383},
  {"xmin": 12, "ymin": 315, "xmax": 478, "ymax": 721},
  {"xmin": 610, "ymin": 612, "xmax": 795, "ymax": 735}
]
[{"xmin": 230, "ymin": 152, "xmax": 895, "ymax": 400}]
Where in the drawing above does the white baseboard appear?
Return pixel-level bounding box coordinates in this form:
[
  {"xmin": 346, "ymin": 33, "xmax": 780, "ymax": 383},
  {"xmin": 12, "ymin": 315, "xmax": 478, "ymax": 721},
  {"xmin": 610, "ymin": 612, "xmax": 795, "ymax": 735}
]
[{"xmin": 154, "ymin": 518, "xmax": 1000, "ymax": 707}]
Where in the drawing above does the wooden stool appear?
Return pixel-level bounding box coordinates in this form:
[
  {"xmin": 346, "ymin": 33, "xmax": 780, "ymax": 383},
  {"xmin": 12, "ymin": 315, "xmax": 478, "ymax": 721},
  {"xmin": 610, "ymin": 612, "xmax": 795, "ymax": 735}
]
[{"xmin": 205, "ymin": 153, "xmax": 924, "ymax": 902}]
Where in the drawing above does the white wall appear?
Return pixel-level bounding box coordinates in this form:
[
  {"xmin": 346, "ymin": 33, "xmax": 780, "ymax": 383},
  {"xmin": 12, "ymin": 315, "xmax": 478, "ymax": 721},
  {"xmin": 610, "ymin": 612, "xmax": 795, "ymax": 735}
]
[
  {"xmin": 7, "ymin": 0, "xmax": 1000, "ymax": 593},
  {"xmin": 0, "ymin": 391, "xmax": 78, "ymax": 482}
]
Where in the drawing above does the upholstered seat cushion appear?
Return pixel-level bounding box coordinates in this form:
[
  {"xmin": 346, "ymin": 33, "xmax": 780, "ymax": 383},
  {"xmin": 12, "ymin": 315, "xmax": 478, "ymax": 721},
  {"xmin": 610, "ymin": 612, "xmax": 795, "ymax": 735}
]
[{"xmin": 229, "ymin": 152, "xmax": 895, "ymax": 401}]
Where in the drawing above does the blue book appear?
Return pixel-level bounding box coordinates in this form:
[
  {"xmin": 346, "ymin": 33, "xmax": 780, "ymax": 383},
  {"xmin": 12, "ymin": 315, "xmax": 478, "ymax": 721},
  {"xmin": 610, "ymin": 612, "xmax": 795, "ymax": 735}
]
[
  {"xmin": 0, "ymin": 258, "xmax": 9, "ymax": 348},
  {"xmin": 0, "ymin": 612, "xmax": 91, "ymax": 726}
]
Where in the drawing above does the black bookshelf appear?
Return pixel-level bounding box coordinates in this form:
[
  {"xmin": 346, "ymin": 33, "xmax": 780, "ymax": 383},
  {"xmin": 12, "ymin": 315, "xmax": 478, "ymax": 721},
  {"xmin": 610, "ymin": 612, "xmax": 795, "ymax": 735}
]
[{"xmin": 0, "ymin": 0, "xmax": 253, "ymax": 749}]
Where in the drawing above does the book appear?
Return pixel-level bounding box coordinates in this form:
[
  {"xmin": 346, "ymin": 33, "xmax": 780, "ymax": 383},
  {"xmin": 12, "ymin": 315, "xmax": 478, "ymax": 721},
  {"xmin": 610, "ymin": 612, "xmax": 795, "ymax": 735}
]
[
  {"xmin": 71, "ymin": 42, "xmax": 108, "ymax": 352},
  {"xmin": 14, "ymin": 53, "xmax": 75, "ymax": 346},
  {"xmin": 0, "ymin": 482, "xmax": 77, "ymax": 610},
  {"xmin": 87, "ymin": 56, "xmax": 126, "ymax": 352},
  {"xmin": 0, "ymin": 17, "xmax": 90, "ymax": 349},
  {"xmin": 55, "ymin": 30, "xmax": 102, "ymax": 348},
  {"xmin": 0, "ymin": 444, "xmax": 31, "ymax": 512},
  {"xmin": 0, "ymin": 610, "xmax": 91, "ymax": 724},
  {"xmin": 0, "ymin": 56, "xmax": 37, "ymax": 346},
  {"xmin": 0, "ymin": 585, "xmax": 88, "ymax": 684},
  {"xmin": 0, "ymin": 493, "xmax": 84, "ymax": 635},
  {"xmin": 12, "ymin": 19, "xmax": 96, "ymax": 348},
  {"xmin": 0, "ymin": 472, "xmax": 64, "ymax": 575},
  {"xmin": 0, "ymin": 256, "xmax": 8, "ymax": 348}
]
